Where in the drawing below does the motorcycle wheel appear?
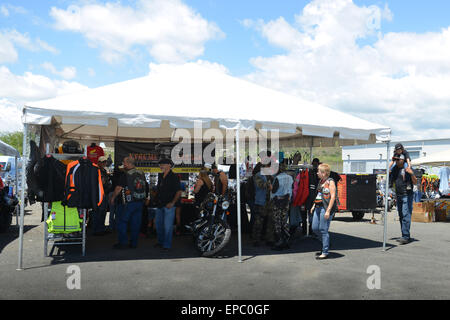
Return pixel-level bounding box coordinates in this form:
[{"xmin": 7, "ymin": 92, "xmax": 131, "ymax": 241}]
[
  {"xmin": 196, "ymin": 218, "xmax": 231, "ymax": 257},
  {"xmin": 389, "ymin": 200, "xmax": 395, "ymax": 212}
]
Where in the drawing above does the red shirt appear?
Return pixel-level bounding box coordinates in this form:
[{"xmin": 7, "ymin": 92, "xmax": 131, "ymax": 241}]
[{"xmin": 87, "ymin": 145, "xmax": 104, "ymax": 164}]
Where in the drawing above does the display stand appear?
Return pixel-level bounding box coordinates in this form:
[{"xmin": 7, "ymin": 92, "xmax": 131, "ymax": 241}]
[
  {"xmin": 44, "ymin": 205, "xmax": 87, "ymax": 257},
  {"xmin": 43, "ymin": 144, "xmax": 88, "ymax": 257}
]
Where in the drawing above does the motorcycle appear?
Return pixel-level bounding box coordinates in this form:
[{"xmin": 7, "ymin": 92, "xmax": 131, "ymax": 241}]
[
  {"xmin": 376, "ymin": 187, "xmax": 395, "ymax": 212},
  {"xmin": 0, "ymin": 186, "xmax": 19, "ymax": 233},
  {"xmin": 185, "ymin": 192, "xmax": 232, "ymax": 257}
]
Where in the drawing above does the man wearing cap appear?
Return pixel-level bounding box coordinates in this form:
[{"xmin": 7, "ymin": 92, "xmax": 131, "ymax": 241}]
[
  {"xmin": 110, "ymin": 157, "xmax": 147, "ymax": 249},
  {"xmin": 389, "ymin": 154, "xmax": 417, "ymax": 245},
  {"xmin": 154, "ymin": 158, "xmax": 182, "ymax": 251}
]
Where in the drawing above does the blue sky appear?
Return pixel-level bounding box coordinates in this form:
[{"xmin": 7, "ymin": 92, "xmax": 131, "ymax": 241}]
[{"xmin": 1, "ymin": 0, "xmax": 450, "ymax": 140}]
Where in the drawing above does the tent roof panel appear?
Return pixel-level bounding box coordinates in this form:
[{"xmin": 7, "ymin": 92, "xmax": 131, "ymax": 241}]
[{"xmin": 23, "ymin": 63, "xmax": 390, "ymax": 144}]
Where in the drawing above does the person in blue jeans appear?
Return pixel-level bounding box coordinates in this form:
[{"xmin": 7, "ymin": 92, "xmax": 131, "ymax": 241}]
[
  {"xmin": 390, "ymin": 155, "xmax": 417, "ymax": 244},
  {"xmin": 155, "ymin": 159, "xmax": 182, "ymax": 251},
  {"xmin": 110, "ymin": 157, "xmax": 147, "ymax": 249},
  {"xmin": 311, "ymin": 163, "xmax": 337, "ymax": 260}
]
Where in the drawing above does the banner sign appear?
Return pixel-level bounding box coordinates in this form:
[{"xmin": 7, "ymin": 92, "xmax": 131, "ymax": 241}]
[{"xmin": 114, "ymin": 141, "xmax": 213, "ymax": 173}]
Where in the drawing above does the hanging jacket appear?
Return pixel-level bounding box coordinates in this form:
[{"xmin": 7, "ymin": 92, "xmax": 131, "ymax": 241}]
[
  {"xmin": 26, "ymin": 140, "xmax": 42, "ymax": 204},
  {"xmin": 305, "ymin": 168, "xmax": 319, "ymax": 211},
  {"xmin": 46, "ymin": 201, "xmax": 82, "ymax": 234},
  {"xmin": 63, "ymin": 157, "xmax": 104, "ymax": 210},
  {"xmin": 35, "ymin": 155, "xmax": 67, "ymax": 202},
  {"xmin": 293, "ymin": 169, "xmax": 309, "ymax": 207}
]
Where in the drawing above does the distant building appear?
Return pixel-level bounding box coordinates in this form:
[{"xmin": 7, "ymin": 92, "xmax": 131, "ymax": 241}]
[{"xmin": 342, "ymin": 138, "xmax": 450, "ymax": 175}]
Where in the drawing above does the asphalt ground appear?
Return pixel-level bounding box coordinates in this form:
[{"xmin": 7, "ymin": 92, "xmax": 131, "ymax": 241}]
[{"xmin": 1, "ymin": 202, "xmax": 449, "ymax": 300}]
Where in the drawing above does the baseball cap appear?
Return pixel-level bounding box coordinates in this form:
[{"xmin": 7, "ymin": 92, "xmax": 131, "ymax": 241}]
[
  {"xmin": 395, "ymin": 143, "xmax": 404, "ymax": 150},
  {"xmin": 98, "ymin": 156, "xmax": 107, "ymax": 162},
  {"xmin": 204, "ymin": 163, "xmax": 212, "ymax": 169}
]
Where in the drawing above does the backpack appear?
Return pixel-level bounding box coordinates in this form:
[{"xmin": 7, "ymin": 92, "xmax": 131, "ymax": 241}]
[{"xmin": 125, "ymin": 168, "xmax": 147, "ymax": 202}]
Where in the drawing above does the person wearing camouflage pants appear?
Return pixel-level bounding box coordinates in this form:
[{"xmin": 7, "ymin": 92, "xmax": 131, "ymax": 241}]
[
  {"xmin": 252, "ymin": 169, "xmax": 275, "ymax": 246},
  {"xmin": 271, "ymin": 197, "xmax": 290, "ymax": 250},
  {"xmin": 270, "ymin": 164, "xmax": 293, "ymax": 250}
]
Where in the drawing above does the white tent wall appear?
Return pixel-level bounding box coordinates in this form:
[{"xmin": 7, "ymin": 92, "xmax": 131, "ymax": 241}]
[
  {"xmin": 411, "ymin": 149, "xmax": 450, "ymax": 167},
  {"xmin": 17, "ymin": 63, "xmax": 392, "ymax": 269}
]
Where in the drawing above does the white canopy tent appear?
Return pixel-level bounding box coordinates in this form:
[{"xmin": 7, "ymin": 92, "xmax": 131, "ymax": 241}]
[
  {"xmin": 0, "ymin": 140, "xmax": 20, "ymax": 158},
  {"xmin": 411, "ymin": 149, "xmax": 450, "ymax": 167},
  {"xmin": 0, "ymin": 140, "xmax": 21, "ymax": 232},
  {"xmin": 18, "ymin": 63, "xmax": 392, "ymax": 269}
]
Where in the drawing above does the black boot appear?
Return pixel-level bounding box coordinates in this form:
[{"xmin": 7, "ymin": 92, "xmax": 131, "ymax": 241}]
[{"xmin": 271, "ymin": 234, "xmax": 289, "ymax": 251}]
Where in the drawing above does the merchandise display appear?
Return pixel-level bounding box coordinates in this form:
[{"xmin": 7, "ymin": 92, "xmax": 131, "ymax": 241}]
[
  {"xmin": 64, "ymin": 157, "xmax": 104, "ymax": 210},
  {"xmin": 87, "ymin": 143, "xmax": 105, "ymax": 165},
  {"xmin": 46, "ymin": 201, "xmax": 82, "ymax": 234}
]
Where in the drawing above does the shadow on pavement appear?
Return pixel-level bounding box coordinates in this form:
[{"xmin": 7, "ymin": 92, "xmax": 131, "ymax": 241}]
[
  {"xmin": 41, "ymin": 227, "xmax": 390, "ymax": 265},
  {"xmin": 333, "ymin": 216, "xmax": 372, "ymax": 223},
  {"xmin": 0, "ymin": 224, "xmax": 38, "ymax": 253}
]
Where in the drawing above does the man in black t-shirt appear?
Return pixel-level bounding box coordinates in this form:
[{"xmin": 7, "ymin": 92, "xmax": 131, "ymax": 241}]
[
  {"xmin": 212, "ymin": 164, "xmax": 228, "ymax": 196},
  {"xmin": 110, "ymin": 157, "xmax": 147, "ymax": 249},
  {"xmin": 389, "ymin": 154, "xmax": 417, "ymax": 244},
  {"xmin": 154, "ymin": 158, "xmax": 182, "ymax": 251}
]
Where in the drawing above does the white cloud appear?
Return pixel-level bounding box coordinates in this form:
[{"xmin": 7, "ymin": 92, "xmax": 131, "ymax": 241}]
[
  {"xmin": 244, "ymin": 0, "xmax": 450, "ymax": 140},
  {"xmin": 42, "ymin": 62, "xmax": 77, "ymax": 80},
  {"xmin": 0, "ymin": 33, "xmax": 18, "ymax": 63},
  {"xmin": 36, "ymin": 38, "xmax": 60, "ymax": 55},
  {"xmin": 0, "ymin": 99, "xmax": 22, "ymax": 133},
  {"xmin": 0, "ymin": 66, "xmax": 88, "ymax": 132},
  {"xmin": 0, "ymin": 29, "xmax": 59, "ymax": 63},
  {"xmin": 50, "ymin": 0, "xmax": 224, "ymax": 64},
  {"xmin": 1, "ymin": 4, "xmax": 27, "ymax": 16},
  {"xmin": 1, "ymin": 5, "xmax": 9, "ymax": 17}
]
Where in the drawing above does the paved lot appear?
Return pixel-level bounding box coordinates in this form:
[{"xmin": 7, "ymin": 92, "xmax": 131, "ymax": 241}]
[{"xmin": 1, "ymin": 203, "xmax": 449, "ymax": 300}]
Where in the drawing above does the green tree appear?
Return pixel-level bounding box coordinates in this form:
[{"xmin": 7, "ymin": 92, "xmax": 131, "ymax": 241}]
[{"xmin": 0, "ymin": 131, "xmax": 23, "ymax": 155}]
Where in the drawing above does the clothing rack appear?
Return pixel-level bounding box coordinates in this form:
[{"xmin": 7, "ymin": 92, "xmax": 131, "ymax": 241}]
[
  {"xmin": 44, "ymin": 205, "xmax": 87, "ymax": 257},
  {"xmin": 43, "ymin": 144, "xmax": 87, "ymax": 257},
  {"xmin": 287, "ymin": 164, "xmax": 313, "ymax": 172}
]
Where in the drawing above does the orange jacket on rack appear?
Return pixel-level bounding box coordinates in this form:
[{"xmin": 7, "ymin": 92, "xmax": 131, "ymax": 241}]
[{"xmin": 63, "ymin": 157, "xmax": 104, "ymax": 210}]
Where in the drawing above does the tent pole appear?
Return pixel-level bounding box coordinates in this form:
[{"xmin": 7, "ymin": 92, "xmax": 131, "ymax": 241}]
[
  {"xmin": 15, "ymin": 156, "xmax": 18, "ymax": 226},
  {"xmin": 236, "ymin": 127, "xmax": 242, "ymax": 263},
  {"xmin": 383, "ymin": 140, "xmax": 390, "ymax": 252},
  {"xmin": 17, "ymin": 123, "xmax": 28, "ymax": 270}
]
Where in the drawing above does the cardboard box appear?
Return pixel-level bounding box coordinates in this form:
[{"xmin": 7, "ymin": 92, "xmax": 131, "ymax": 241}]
[
  {"xmin": 412, "ymin": 211, "xmax": 435, "ymax": 223},
  {"xmin": 435, "ymin": 209, "xmax": 448, "ymax": 222},
  {"xmin": 412, "ymin": 201, "xmax": 435, "ymax": 223},
  {"xmin": 432, "ymin": 200, "xmax": 450, "ymax": 222},
  {"xmin": 413, "ymin": 201, "xmax": 434, "ymax": 213}
]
